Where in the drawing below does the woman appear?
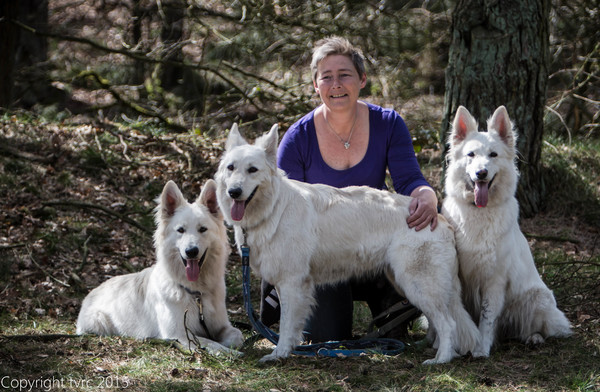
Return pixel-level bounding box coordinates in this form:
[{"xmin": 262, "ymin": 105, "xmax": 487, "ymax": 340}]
[{"xmin": 261, "ymin": 36, "xmax": 438, "ymax": 342}]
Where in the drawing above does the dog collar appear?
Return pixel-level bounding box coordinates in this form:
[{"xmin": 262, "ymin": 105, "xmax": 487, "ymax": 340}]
[
  {"xmin": 179, "ymin": 284, "xmax": 203, "ymax": 297},
  {"xmin": 245, "ymin": 186, "xmax": 258, "ymax": 206}
]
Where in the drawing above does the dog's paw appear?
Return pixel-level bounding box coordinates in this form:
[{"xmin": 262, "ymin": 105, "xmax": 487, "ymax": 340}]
[
  {"xmin": 471, "ymin": 349, "xmax": 489, "ymax": 358},
  {"xmin": 191, "ymin": 336, "xmax": 243, "ymax": 357},
  {"xmin": 258, "ymin": 347, "xmax": 291, "ymax": 363},
  {"xmin": 258, "ymin": 352, "xmax": 283, "ymax": 363},
  {"xmin": 422, "ymin": 356, "xmax": 452, "ymax": 365},
  {"xmin": 220, "ymin": 327, "xmax": 244, "ymax": 349},
  {"xmin": 525, "ymin": 333, "xmax": 545, "ymax": 346}
]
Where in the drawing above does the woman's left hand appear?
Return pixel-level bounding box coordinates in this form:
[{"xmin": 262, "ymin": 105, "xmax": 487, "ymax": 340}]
[{"xmin": 407, "ymin": 186, "xmax": 438, "ymax": 231}]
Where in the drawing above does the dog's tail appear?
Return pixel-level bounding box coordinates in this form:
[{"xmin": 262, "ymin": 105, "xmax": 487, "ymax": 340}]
[{"xmin": 501, "ymin": 286, "xmax": 573, "ymax": 341}]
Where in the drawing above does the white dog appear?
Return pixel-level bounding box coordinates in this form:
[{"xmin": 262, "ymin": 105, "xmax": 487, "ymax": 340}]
[
  {"xmin": 215, "ymin": 123, "xmax": 479, "ymax": 364},
  {"xmin": 442, "ymin": 105, "xmax": 572, "ymax": 358},
  {"xmin": 76, "ymin": 180, "xmax": 244, "ymax": 354}
]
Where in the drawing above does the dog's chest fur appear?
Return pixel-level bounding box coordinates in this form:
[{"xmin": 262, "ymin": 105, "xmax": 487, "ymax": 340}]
[{"xmin": 444, "ymin": 197, "xmax": 518, "ymax": 277}]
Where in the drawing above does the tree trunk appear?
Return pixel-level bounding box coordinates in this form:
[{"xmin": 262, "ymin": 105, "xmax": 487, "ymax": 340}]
[
  {"xmin": 160, "ymin": 0, "xmax": 185, "ymax": 90},
  {"xmin": 440, "ymin": 0, "xmax": 550, "ymax": 217},
  {"xmin": 0, "ymin": 2, "xmax": 19, "ymax": 108},
  {"xmin": 0, "ymin": 0, "xmax": 50, "ymax": 108}
]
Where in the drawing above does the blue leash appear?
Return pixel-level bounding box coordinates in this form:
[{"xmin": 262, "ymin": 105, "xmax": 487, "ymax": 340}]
[{"xmin": 241, "ymin": 244, "xmax": 405, "ymax": 358}]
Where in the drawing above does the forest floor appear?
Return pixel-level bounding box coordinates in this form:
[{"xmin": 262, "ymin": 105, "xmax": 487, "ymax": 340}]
[{"xmin": 0, "ymin": 111, "xmax": 599, "ymax": 391}]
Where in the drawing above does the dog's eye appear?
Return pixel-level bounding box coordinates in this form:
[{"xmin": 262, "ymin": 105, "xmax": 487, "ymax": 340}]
[
  {"xmin": 227, "ymin": 164, "xmax": 234, "ymax": 171},
  {"xmin": 467, "ymin": 152, "xmax": 475, "ymax": 157},
  {"xmin": 199, "ymin": 226, "xmax": 207, "ymax": 233},
  {"xmin": 490, "ymin": 152, "xmax": 498, "ymax": 158},
  {"xmin": 177, "ymin": 227, "xmax": 185, "ymax": 234},
  {"xmin": 248, "ymin": 166, "xmax": 258, "ymax": 174}
]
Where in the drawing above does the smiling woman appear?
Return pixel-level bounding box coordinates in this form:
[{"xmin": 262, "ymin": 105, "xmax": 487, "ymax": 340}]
[{"xmin": 259, "ymin": 36, "xmax": 440, "ymax": 343}]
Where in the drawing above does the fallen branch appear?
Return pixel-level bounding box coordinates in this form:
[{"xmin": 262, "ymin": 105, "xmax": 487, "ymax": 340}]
[
  {"xmin": 523, "ymin": 232, "xmax": 580, "ymax": 244},
  {"xmin": 29, "ymin": 247, "xmax": 71, "ymax": 288},
  {"xmin": 0, "ymin": 143, "xmax": 54, "ymax": 164},
  {"xmin": 42, "ymin": 200, "xmax": 152, "ymax": 235},
  {"xmin": 0, "ymin": 243, "xmax": 27, "ymax": 250},
  {"xmin": 0, "ymin": 334, "xmax": 75, "ymax": 342}
]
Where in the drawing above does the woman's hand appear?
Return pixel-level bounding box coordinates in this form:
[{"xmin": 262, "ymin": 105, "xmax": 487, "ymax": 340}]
[{"xmin": 407, "ymin": 186, "xmax": 438, "ymax": 231}]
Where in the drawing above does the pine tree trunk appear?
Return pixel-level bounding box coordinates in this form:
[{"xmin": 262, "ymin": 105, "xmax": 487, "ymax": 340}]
[{"xmin": 440, "ymin": 0, "xmax": 550, "ymax": 217}]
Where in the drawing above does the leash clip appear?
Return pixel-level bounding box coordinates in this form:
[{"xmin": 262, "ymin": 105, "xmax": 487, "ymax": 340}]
[
  {"xmin": 241, "ymin": 229, "xmax": 250, "ymax": 266},
  {"xmin": 241, "ymin": 244, "xmax": 250, "ymax": 267}
]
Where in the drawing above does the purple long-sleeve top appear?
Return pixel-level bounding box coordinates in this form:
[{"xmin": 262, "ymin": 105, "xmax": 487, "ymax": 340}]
[{"xmin": 277, "ymin": 103, "xmax": 430, "ymax": 195}]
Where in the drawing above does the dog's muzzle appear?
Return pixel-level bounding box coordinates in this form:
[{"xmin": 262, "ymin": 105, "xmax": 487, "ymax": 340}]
[
  {"xmin": 181, "ymin": 248, "xmax": 208, "ymax": 282},
  {"xmin": 229, "ymin": 186, "xmax": 258, "ymax": 221},
  {"xmin": 469, "ymin": 174, "xmax": 495, "ymax": 208}
]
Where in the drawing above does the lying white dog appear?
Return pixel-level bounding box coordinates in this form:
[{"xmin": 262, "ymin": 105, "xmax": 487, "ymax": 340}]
[
  {"xmin": 215, "ymin": 123, "xmax": 479, "ymax": 364},
  {"xmin": 76, "ymin": 180, "xmax": 243, "ymax": 354},
  {"xmin": 442, "ymin": 105, "xmax": 572, "ymax": 357}
]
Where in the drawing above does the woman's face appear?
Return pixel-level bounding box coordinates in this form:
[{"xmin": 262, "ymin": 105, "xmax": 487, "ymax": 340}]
[{"xmin": 314, "ymin": 54, "xmax": 366, "ymax": 111}]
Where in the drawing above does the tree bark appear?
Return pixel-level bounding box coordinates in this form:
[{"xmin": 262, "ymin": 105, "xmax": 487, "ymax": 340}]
[
  {"xmin": 0, "ymin": 0, "xmax": 50, "ymax": 108},
  {"xmin": 0, "ymin": 2, "xmax": 19, "ymax": 107},
  {"xmin": 160, "ymin": 0, "xmax": 185, "ymax": 90},
  {"xmin": 440, "ymin": 0, "xmax": 550, "ymax": 217}
]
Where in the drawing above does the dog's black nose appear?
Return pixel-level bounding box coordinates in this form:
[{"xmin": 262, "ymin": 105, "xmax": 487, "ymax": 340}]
[
  {"xmin": 228, "ymin": 187, "xmax": 243, "ymax": 199},
  {"xmin": 476, "ymin": 169, "xmax": 488, "ymax": 180},
  {"xmin": 185, "ymin": 246, "xmax": 199, "ymax": 259}
]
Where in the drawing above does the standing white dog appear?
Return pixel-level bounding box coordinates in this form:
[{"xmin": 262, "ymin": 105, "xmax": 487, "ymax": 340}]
[
  {"xmin": 76, "ymin": 180, "xmax": 244, "ymax": 354},
  {"xmin": 215, "ymin": 123, "xmax": 479, "ymax": 364},
  {"xmin": 442, "ymin": 105, "xmax": 572, "ymax": 358}
]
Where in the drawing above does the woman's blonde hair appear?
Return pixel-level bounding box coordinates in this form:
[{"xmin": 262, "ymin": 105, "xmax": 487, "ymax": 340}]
[{"xmin": 310, "ymin": 36, "xmax": 366, "ymax": 83}]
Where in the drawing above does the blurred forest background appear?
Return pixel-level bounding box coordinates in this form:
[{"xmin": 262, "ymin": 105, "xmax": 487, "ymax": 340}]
[{"xmin": 1, "ymin": 0, "xmax": 596, "ymax": 138}]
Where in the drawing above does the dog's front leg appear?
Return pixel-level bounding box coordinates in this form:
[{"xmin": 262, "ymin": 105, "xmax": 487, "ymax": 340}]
[
  {"xmin": 154, "ymin": 299, "xmax": 200, "ymax": 350},
  {"xmin": 200, "ymin": 290, "xmax": 244, "ymax": 349},
  {"xmin": 474, "ymin": 283, "xmax": 505, "ymax": 358},
  {"xmin": 259, "ymin": 278, "xmax": 315, "ymax": 362}
]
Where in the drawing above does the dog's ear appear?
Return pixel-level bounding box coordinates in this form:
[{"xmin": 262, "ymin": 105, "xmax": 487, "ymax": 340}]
[
  {"xmin": 198, "ymin": 179, "xmax": 221, "ymax": 217},
  {"xmin": 488, "ymin": 105, "xmax": 516, "ymax": 149},
  {"xmin": 256, "ymin": 123, "xmax": 279, "ymax": 163},
  {"xmin": 450, "ymin": 106, "xmax": 478, "ymax": 144},
  {"xmin": 225, "ymin": 123, "xmax": 247, "ymax": 151},
  {"xmin": 160, "ymin": 180, "xmax": 184, "ymax": 217}
]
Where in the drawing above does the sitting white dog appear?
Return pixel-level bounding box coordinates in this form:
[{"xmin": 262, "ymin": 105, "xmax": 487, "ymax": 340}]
[{"xmin": 442, "ymin": 106, "xmax": 572, "ymax": 357}]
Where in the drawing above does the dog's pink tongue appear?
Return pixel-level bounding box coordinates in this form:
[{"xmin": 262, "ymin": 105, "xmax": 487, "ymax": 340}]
[
  {"xmin": 185, "ymin": 259, "xmax": 200, "ymax": 282},
  {"xmin": 231, "ymin": 200, "xmax": 245, "ymax": 221},
  {"xmin": 474, "ymin": 181, "xmax": 489, "ymax": 208}
]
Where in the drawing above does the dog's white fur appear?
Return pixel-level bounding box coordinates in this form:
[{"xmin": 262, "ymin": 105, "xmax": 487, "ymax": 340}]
[
  {"xmin": 215, "ymin": 123, "xmax": 479, "ymax": 364},
  {"xmin": 442, "ymin": 105, "xmax": 572, "ymax": 357},
  {"xmin": 76, "ymin": 180, "xmax": 243, "ymax": 354}
]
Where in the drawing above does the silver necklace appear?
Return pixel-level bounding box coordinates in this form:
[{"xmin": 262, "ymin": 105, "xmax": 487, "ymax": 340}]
[{"xmin": 324, "ymin": 110, "xmax": 358, "ymax": 150}]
